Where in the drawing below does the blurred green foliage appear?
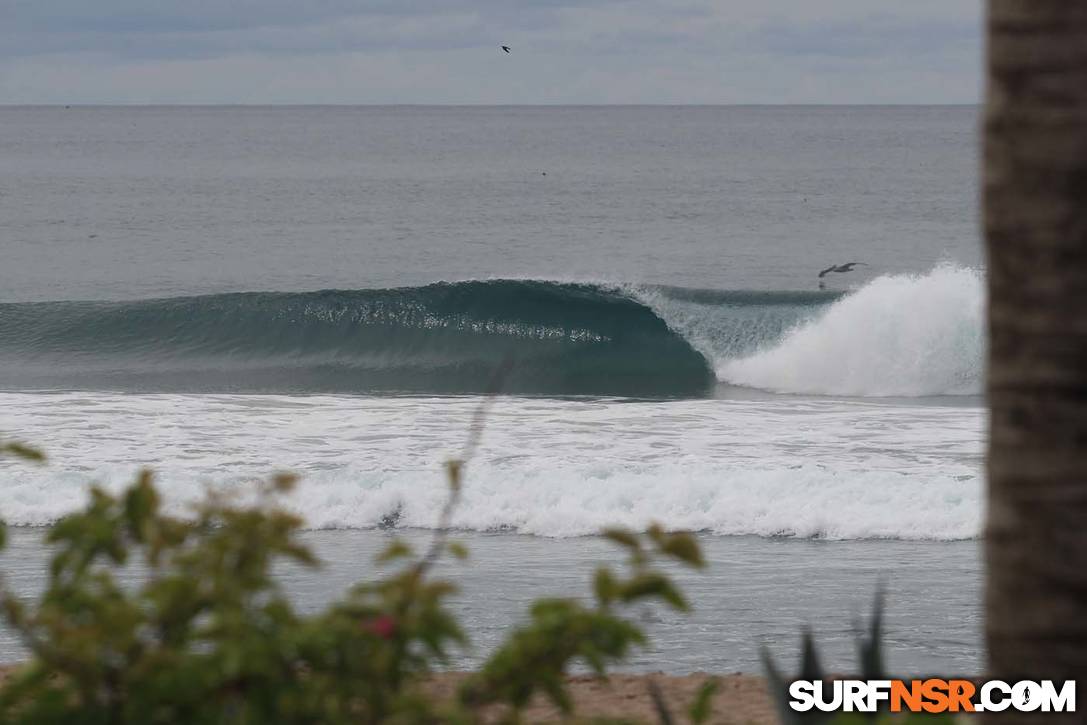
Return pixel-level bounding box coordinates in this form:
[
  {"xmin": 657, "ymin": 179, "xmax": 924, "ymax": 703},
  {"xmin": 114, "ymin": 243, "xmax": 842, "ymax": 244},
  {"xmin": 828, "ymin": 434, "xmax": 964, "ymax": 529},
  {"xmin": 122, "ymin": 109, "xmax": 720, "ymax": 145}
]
[
  {"xmin": 0, "ymin": 443, "xmax": 43, "ymax": 464},
  {"xmin": 0, "ymin": 443, "xmax": 710, "ymax": 723},
  {"xmin": 0, "ymin": 441, "xmax": 44, "ymax": 549},
  {"xmin": 763, "ymin": 590, "xmax": 956, "ymax": 725},
  {"xmin": 0, "ymin": 439, "xmax": 957, "ymax": 724}
]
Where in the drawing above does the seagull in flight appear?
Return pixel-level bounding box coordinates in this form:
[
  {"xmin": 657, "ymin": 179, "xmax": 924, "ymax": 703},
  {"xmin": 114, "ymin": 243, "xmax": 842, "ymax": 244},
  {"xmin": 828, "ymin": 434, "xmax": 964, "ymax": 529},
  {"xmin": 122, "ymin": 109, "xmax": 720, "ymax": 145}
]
[
  {"xmin": 817, "ymin": 262, "xmax": 867, "ymax": 289},
  {"xmin": 817, "ymin": 262, "xmax": 866, "ymax": 278},
  {"xmin": 501, "ymin": 45, "xmax": 511, "ymax": 53}
]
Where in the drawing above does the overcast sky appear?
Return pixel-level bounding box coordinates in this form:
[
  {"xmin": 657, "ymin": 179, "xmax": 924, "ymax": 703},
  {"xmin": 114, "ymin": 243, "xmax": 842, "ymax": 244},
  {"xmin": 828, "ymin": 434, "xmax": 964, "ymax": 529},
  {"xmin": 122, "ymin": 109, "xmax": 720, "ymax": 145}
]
[{"xmin": 0, "ymin": 0, "xmax": 982, "ymax": 104}]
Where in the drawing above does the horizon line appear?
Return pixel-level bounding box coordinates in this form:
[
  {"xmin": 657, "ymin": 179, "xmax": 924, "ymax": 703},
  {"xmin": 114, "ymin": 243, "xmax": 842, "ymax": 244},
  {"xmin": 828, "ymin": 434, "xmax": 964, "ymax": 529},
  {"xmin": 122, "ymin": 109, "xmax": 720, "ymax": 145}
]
[{"xmin": 1, "ymin": 102, "xmax": 981, "ymax": 108}]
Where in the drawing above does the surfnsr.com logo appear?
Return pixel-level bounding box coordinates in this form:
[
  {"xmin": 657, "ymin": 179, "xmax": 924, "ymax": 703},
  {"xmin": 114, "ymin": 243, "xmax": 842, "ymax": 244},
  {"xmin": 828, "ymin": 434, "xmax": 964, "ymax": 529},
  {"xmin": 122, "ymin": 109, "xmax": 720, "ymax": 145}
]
[{"xmin": 788, "ymin": 679, "xmax": 1076, "ymax": 714}]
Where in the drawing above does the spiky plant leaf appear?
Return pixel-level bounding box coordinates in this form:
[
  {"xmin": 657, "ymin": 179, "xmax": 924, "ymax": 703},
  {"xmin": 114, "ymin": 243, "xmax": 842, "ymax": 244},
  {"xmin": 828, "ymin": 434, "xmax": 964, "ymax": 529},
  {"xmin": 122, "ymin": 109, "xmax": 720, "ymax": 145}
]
[
  {"xmin": 857, "ymin": 586, "xmax": 886, "ymax": 682},
  {"xmin": 688, "ymin": 677, "xmax": 720, "ymax": 724}
]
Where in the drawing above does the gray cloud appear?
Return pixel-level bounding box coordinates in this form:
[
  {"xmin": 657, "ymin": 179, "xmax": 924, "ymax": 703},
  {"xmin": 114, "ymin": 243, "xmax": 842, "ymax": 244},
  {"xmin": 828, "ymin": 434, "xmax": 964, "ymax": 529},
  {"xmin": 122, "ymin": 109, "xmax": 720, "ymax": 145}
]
[
  {"xmin": 0, "ymin": 0, "xmax": 982, "ymax": 104},
  {"xmin": 753, "ymin": 15, "xmax": 979, "ymax": 60}
]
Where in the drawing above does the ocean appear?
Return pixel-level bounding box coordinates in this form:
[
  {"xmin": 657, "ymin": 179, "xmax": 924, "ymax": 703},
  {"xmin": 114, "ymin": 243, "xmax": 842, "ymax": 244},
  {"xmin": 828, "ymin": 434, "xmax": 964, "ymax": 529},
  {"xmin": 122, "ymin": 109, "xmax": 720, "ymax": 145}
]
[{"xmin": 0, "ymin": 105, "xmax": 983, "ymax": 673}]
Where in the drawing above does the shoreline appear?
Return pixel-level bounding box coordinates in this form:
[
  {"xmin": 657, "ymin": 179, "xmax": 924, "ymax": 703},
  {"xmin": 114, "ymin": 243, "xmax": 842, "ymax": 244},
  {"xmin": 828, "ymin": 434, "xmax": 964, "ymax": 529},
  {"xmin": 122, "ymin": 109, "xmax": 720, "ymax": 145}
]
[
  {"xmin": 427, "ymin": 672, "xmax": 775, "ymax": 723},
  {"xmin": 0, "ymin": 665, "xmax": 774, "ymax": 723},
  {"xmin": 0, "ymin": 527, "xmax": 982, "ymax": 674}
]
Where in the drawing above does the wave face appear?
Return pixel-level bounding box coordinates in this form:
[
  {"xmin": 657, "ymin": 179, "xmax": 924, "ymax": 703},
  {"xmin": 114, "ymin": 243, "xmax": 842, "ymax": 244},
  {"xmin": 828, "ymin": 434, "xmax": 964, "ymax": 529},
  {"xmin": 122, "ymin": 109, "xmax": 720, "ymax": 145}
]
[
  {"xmin": 715, "ymin": 266, "xmax": 984, "ymax": 396},
  {"xmin": 0, "ymin": 281, "xmax": 717, "ymax": 397},
  {"xmin": 0, "ymin": 268, "xmax": 982, "ymax": 398}
]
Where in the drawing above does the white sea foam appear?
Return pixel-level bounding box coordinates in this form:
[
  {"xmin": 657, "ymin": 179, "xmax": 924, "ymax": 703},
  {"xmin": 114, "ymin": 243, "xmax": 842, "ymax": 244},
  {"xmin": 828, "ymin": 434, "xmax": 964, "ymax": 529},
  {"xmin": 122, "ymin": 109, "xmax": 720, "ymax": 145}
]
[
  {"xmin": 715, "ymin": 266, "xmax": 984, "ymax": 396},
  {"xmin": 0, "ymin": 391, "xmax": 983, "ymax": 540}
]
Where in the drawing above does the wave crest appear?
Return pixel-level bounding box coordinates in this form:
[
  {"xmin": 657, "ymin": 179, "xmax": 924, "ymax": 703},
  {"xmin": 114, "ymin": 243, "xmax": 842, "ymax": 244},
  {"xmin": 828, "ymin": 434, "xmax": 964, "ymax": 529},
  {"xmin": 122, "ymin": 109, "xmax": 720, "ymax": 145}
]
[
  {"xmin": 0, "ymin": 268, "xmax": 983, "ymax": 398},
  {"xmin": 714, "ymin": 266, "xmax": 983, "ymax": 396}
]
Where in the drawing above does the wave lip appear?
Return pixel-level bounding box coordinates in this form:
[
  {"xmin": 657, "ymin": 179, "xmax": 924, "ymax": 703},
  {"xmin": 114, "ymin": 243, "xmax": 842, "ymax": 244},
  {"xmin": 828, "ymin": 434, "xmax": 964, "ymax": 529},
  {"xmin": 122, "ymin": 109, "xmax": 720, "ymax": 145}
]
[{"xmin": 715, "ymin": 266, "xmax": 984, "ymax": 397}]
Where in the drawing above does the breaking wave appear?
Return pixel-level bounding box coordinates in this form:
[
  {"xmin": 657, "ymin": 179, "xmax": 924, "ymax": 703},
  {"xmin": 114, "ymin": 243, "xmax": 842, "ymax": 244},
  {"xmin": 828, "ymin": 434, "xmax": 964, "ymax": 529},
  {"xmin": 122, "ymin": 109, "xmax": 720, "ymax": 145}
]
[
  {"xmin": 0, "ymin": 390, "xmax": 984, "ymax": 541},
  {"xmin": 714, "ymin": 266, "xmax": 983, "ymax": 396},
  {"xmin": 0, "ymin": 463, "xmax": 981, "ymax": 540},
  {"xmin": 0, "ymin": 267, "xmax": 982, "ymax": 398}
]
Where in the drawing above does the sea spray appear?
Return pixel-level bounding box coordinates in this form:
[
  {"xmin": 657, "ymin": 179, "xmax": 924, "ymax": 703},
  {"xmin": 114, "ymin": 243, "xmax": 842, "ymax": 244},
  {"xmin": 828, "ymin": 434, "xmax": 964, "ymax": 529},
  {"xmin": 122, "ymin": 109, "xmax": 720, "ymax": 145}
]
[{"xmin": 716, "ymin": 266, "xmax": 984, "ymax": 396}]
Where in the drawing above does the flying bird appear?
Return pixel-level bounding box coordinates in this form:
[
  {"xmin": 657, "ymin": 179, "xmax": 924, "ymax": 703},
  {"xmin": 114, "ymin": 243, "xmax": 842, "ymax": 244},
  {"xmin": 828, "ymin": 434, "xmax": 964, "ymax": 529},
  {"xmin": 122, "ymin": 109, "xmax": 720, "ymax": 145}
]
[
  {"xmin": 501, "ymin": 45, "xmax": 511, "ymax": 53},
  {"xmin": 817, "ymin": 262, "xmax": 867, "ymax": 289},
  {"xmin": 817, "ymin": 262, "xmax": 866, "ymax": 278}
]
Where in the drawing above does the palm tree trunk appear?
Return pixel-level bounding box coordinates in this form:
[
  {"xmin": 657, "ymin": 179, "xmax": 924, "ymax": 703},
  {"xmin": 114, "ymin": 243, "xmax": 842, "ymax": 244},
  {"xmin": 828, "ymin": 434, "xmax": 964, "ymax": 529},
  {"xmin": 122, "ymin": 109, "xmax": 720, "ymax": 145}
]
[{"xmin": 985, "ymin": 0, "xmax": 1087, "ymax": 720}]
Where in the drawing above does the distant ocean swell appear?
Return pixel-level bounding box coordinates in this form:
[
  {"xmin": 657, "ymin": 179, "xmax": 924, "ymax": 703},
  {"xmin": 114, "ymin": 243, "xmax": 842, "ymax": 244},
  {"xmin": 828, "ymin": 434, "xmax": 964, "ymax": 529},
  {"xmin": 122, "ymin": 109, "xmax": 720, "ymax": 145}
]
[{"xmin": 0, "ymin": 266, "xmax": 983, "ymax": 397}]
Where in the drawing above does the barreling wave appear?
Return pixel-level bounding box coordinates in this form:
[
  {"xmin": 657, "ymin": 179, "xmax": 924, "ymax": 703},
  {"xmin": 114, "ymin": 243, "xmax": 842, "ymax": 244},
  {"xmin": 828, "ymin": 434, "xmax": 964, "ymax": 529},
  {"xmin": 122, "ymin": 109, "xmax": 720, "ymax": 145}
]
[
  {"xmin": 0, "ymin": 267, "xmax": 982, "ymax": 398},
  {"xmin": 0, "ymin": 281, "xmax": 717, "ymax": 397}
]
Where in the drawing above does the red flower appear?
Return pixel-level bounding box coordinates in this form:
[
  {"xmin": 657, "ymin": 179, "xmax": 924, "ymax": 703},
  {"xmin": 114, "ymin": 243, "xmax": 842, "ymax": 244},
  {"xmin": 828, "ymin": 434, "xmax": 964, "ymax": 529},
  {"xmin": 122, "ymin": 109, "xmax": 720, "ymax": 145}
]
[{"xmin": 364, "ymin": 614, "xmax": 397, "ymax": 639}]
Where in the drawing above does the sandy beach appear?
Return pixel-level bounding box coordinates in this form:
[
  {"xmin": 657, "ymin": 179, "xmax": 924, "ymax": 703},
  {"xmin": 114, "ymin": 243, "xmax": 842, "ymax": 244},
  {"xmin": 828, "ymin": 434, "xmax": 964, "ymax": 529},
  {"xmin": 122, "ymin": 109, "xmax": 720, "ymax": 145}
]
[
  {"xmin": 0, "ymin": 665, "xmax": 774, "ymax": 723},
  {"xmin": 427, "ymin": 673, "xmax": 775, "ymax": 723}
]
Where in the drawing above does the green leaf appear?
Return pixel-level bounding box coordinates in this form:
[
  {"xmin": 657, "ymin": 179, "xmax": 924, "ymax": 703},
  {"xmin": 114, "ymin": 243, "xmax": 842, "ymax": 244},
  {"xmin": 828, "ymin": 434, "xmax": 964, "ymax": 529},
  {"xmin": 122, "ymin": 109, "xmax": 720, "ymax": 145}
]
[
  {"xmin": 447, "ymin": 541, "xmax": 469, "ymax": 560},
  {"xmin": 377, "ymin": 540, "xmax": 415, "ymax": 563},
  {"xmin": 270, "ymin": 472, "xmax": 298, "ymax": 493},
  {"xmin": 761, "ymin": 645, "xmax": 809, "ymax": 725},
  {"xmin": 593, "ymin": 567, "xmax": 617, "ymax": 606},
  {"xmin": 800, "ymin": 626, "xmax": 823, "ymax": 682},
  {"xmin": 857, "ymin": 586, "xmax": 885, "ymax": 681},
  {"xmin": 602, "ymin": 528, "xmax": 642, "ymax": 551},
  {"xmin": 0, "ymin": 441, "xmax": 45, "ymax": 463},
  {"xmin": 688, "ymin": 677, "xmax": 720, "ymax": 724},
  {"xmin": 445, "ymin": 459, "xmax": 464, "ymax": 491},
  {"xmin": 619, "ymin": 573, "xmax": 687, "ymax": 611},
  {"xmin": 648, "ymin": 678, "xmax": 675, "ymax": 725},
  {"xmin": 123, "ymin": 471, "xmax": 160, "ymax": 541},
  {"xmin": 659, "ymin": 532, "xmax": 704, "ymax": 568}
]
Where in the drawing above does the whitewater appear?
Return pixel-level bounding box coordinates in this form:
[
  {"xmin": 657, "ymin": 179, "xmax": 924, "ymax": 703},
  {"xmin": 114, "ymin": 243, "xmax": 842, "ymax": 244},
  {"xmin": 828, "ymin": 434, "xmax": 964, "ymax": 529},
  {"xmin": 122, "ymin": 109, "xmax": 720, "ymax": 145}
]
[
  {"xmin": 0, "ymin": 391, "xmax": 983, "ymax": 539},
  {"xmin": 0, "ymin": 266, "xmax": 986, "ymax": 539},
  {"xmin": 709, "ymin": 265, "xmax": 983, "ymax": 397}
]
